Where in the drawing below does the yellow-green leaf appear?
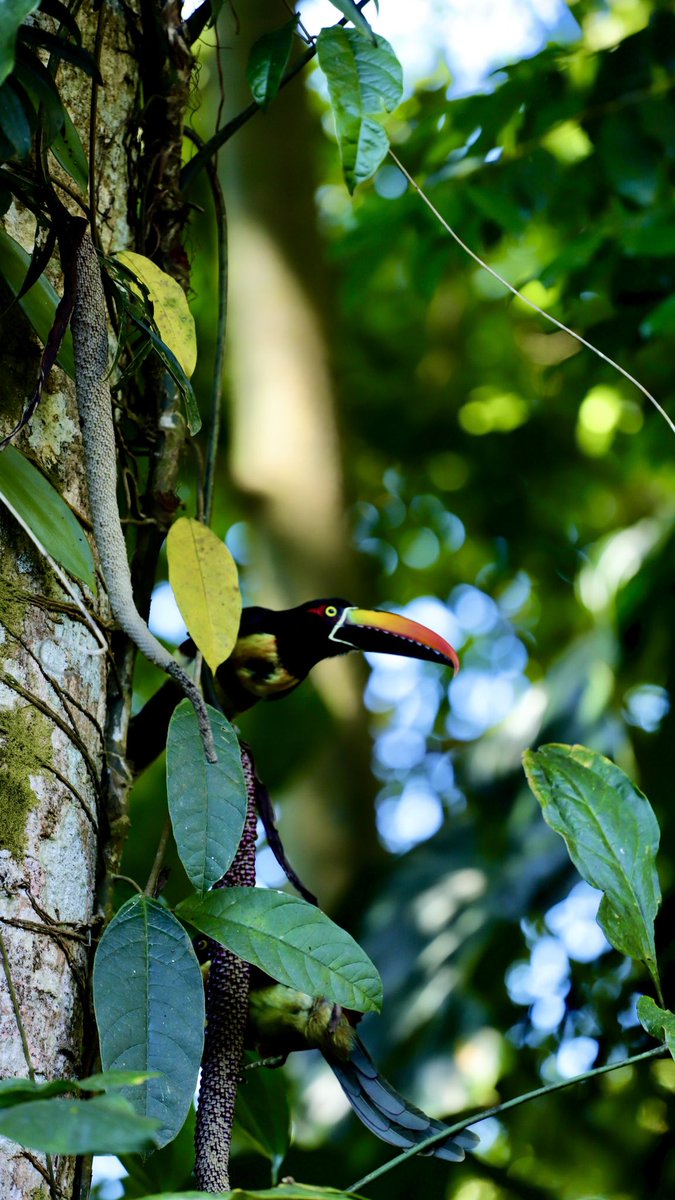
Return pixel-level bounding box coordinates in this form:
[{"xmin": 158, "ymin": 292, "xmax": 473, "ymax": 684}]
[
  {"xmin": 167, "ymin": 518, "xmax": 241, "ymax": 672},
  {"xmin": 114, "ymin": 250, "xmax": 197, "ymax": 377}
]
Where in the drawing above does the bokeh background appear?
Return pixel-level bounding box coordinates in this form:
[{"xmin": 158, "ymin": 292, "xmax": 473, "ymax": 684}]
[{"xmin": 101, "ymin": 0, "xmax": 675, "ymax": 1195}]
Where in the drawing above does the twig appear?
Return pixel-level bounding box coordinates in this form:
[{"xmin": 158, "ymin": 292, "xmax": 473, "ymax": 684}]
[{"xmin": 348, "ymin": 1044, "xmax": 667, "ymax": 1192}]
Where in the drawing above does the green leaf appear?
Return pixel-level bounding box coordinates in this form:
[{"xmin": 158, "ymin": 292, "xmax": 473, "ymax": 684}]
[
  {"xmin": 0, "ymin": 1070, "xmax": 158, "ymax": 1109},
  {"xmin": 246, "ymin": 16, "xmax": 299, "ymax": 108},
  {"xmin": 0, "ymin": 0, "xmax": 39, "ymax": 86},
  {"xmin": 167, "ymin": 518, "xmax": 242, "ymax": 673},
  {"xmin": 166, "ymin": 699, "xmax": 247, "ymax": 893},
  {"xmin": 0, "ymin": 79, "xmax": 33, "ymax": 157},
  {"xmin": 177, "ymin": 888, "xmax": 383, "ymax": 1014},
  {"xmin": 13, "ymin": 48, "xmax": 65, "ymax": 146},
  {"xmin": 637, "ymin": 996, "xmax": 675, "ymax": 1061},
  {"xmin": 317, "ymin": 27, "xmax": 402, "ymax": 191},
  {"xmin": 317, "ymin": 27, "xmax": 402, "ymax": 115},
  {"xmin": 132, "ymin": 311, "xmax": 201, "ymax": 435},
  {"xmin": 115, "ymin": 250, "xmax": 197, "ymax": 377},
  {"xmin": 522, "ymin": 744, "xmax": 661, "ymax": 989},
  {"xmin": 50, "ymin": 107, "xmax": 88, "ymax": 192},
  {"xmin": 93, "ymin": 896, "xmax": 205, "ymax": 1150},
  {"xmin": 0, "ymin": 227, "xmax": 74, "ymax": 376},
  {"xmin": 327, "ymin": 0, "xmax": 375, "ymax": 41},
  {"xmin": 234, "ymin": 1053, "xmax": 291, "ymax": 1178},
  {"xmin": 0, "ymin": 1094, "xmax": 159, "ymax": 1154},
  {"xmin": 0, "ymin": 445, "xmax": 96, "ymax": 591}
]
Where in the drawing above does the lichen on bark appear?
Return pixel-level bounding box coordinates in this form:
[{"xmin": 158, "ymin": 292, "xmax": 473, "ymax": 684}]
[{"xmin": 0, "ymin": 704, "xmax": 52, "ymax": 860}]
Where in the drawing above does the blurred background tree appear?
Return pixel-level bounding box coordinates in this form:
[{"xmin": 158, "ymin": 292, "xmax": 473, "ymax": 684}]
[{"xmin": 116, "ymin": 0, "xmax": 675, "ymax": 1196}]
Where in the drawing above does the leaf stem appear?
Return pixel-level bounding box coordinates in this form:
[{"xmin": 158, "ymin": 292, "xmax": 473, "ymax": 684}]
[{"xmin": 348, "ymin": 1044, "xmax": 667, "ymax": 1193}]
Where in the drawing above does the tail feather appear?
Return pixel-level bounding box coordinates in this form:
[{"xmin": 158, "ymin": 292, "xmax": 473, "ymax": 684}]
[{"xmin": 328, "ymin": 1037, "xmax": 479, "ymax": 1163}]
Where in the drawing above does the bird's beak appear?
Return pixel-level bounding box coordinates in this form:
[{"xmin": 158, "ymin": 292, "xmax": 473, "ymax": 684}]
[{"xmin": 329, "ymin": 607, "xmax": 459, "ymax": 674}]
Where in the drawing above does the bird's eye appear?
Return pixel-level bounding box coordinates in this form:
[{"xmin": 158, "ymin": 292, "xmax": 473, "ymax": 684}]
[{"xmin": 325, "ymin": 605, "xmax": 338, "ymax": 618}]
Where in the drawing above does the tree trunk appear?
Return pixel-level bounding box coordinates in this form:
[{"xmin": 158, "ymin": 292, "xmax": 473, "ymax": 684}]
[{"xmin": 0, "ymin": 5, "xmax": 137, "ymax": 1195}]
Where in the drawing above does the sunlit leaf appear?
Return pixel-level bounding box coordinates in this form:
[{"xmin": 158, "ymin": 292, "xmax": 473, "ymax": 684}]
[
  {"xmin": 0, "ymin": 1095, "xmax": 159, "ymax": 1155},
  {"xmin": 93, "ymin": 896, "xmax": 205, "ymax": 1150},
  {"xmin": 317, "ymin": 27, "xmax": 402, "ymax": 191},
  {"xmin": 115, "ymin": 250, "xmax": 197, "ymax": 377},
  {"xmin": 0, "ymin": 445, "xmax": 96, "ymax": 591},
  {"xmin": 177, "ymin": 888, "xmax": 383, "ymax": 1014},
  {"xmin": 523, "ymin": 744, "xmax": 661, "ymax": 990},
  {"xmin": 0, "ymin": 0, "xmax": 39, "ymax": 86},
  {"xmin": 167, "ymin": 517, "xmax": 242, "ymax": 672},
  {"xmin": 246, "ymin": 16, "xmax": 299, "ymax": 108},
  {"xmin": 166, "ymin": 699, "xmax": 247, "ymax": 893}
]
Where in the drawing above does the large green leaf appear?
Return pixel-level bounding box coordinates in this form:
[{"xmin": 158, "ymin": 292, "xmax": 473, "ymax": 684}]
[
  {"xmin": 93, "ymin": 896, "xmax": 205, "ymax": 1150},
  {"xmin": 317, "ymin": 26, "xmax": 403, "ymax": 193},
  {"xmin": 0, "ymin": 227, "xmax": 74, "ymax": 375},
  {"xmin": 326, "ymin": 0, "xmax": 375, "ymax": 41},
  {"xmin": 0, "ymin": 445, "xmax": 96, "ymax": 591},
  {"xmin": 166, "ymin": 700, "xmax": 247, "ymax": 893},
  {"xmin": 0, "ymin": 0, "xmax": 39, "ymax": 86},
  {"xmin": 0, "ymin": 1094, "xmax": 159, "ymax": 1154},
  {"xmin": 234, "ymin": 1054, "xmax": 291, "ymax": 1180},
  {"xmin": 523, "ymin": 744, "xmax": 661, "ymax": 988},
  {"xmin": 177, "ymin": 888, "xmax": 383, "ymax": 1014},
  {"xmin": 246, "ymin": 16, "xmax": 299, "ymax": 108}
]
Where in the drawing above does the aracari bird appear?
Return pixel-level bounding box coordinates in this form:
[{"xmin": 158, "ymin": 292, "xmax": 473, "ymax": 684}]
[
  {"xmin": 196, "ymin": 941, "xmax": 477, "ymax": 1164},
  {"xmin": 127, "ymin": 598, "xmax": 459, "ymax": 771}
]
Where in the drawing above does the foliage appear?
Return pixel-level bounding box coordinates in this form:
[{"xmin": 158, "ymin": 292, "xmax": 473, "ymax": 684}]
[{"xmin": 1, "ymin": 0, "xmax": 675, "ymax": 1198}]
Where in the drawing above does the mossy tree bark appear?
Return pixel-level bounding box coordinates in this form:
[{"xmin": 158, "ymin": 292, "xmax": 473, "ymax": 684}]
[{"xmin": 0, "ymin": 5, "xmax": 138, "ymax": 1196}]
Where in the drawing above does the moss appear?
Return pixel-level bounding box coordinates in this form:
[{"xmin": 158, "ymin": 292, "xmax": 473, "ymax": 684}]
[{"xmin": 0, "ymin": 704, "xmax": 53, "ymax": 860}]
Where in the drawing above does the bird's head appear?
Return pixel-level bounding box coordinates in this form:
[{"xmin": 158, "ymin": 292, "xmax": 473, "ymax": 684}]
[{"xmin": 266, "ymin": 597, "xmax": 460, "ymax": 678}]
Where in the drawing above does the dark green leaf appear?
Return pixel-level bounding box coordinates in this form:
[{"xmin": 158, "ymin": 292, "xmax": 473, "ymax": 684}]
[
  {"xmin": 317, "ymin": 27, "xmax": 402, "ymax": 191},
  {"xmin": 167, "ymin": 700, "xmax": 247, "ymax": 893},
  {"xmin": 38, "ymin": 0, "xmax": 82, "ymax": 44},
  {"xmin": 18, "ymin": 24, "xmax": 102, "ymax": 83},
  {"xmin": 177, "ymin": 888, "xmax": 383, "ymax": 1014},
  {"xmin": 637, "ymin": 996, "xmax": 675, "ymax": 1061},
  {"xmin": 93, "ymin": 896, "xmax": 205, "ymax": 1150},
  {"xmin": 234, "ymin": 1053, "xmax": 291, "ymax": 1176},
  {"xmin": 0, "ymin": 0, "xmax": 39, "ymax": 86},
  {"xmin": 14, "ymin": 48, "xmax": 65, "ymax": 145},
  {"xmin": 50, "ymin": 107, "xmax": 88, "ymax": 192},
  {"xmin": 0, "ymin": 1094, "xmax": 159, "ymax": 1154},
  {"xmin": 0, "ymin": 225, "xmax": 75, "ymax": 377},
  {"xmin": 246, "ymin": 16, "xmax": 299, "ymax": 108},
  {"xmin": 0, "ymin": 445, "xmax": 96, "ymax": 591},
  {"xmin": 523, "ymin": 744, "xmax": 661, "ymax": 988},
  {"xmin": 0, "ymin": 79, "xmax": 33, "ymax": 157}
]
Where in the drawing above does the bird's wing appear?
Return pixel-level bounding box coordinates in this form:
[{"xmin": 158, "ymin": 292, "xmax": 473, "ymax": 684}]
[{"xmin": 327, "ymin": 1036, "xmax": 479, "ymax": 1163}]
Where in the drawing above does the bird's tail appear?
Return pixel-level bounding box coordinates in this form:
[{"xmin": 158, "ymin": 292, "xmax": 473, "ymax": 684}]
[{"xmin": 328, "ymin": 1036, "xmax": 479, "ymax": 1163}]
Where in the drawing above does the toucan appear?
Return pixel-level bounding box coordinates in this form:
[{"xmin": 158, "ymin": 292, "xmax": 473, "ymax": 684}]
[
  {"xmin": 195, "ymin": 939, "xmax": 478, "ymax": 1164},
  {"xmin": 127, "ymin": 598, "xmax": 459, "ymax": 771}
]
